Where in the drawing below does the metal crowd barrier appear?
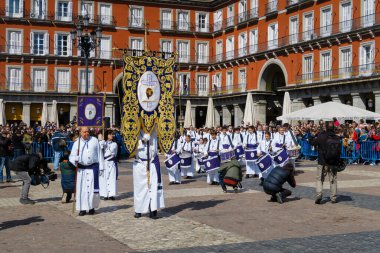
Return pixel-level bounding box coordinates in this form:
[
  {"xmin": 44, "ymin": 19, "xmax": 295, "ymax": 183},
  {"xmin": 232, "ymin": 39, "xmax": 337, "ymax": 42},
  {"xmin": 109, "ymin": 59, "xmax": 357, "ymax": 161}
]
[{"xmin": 29, "ymin": 141, "xmax": 74, "ymax": 163}]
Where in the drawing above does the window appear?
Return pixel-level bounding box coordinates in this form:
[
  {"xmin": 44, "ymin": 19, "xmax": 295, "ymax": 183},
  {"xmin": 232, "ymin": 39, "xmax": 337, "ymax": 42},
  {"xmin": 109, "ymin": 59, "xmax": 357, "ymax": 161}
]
[
  {"xmin": 361, "ymin": 0, "xmax": 375, "ymax": 27},
  {"xmin": 303, "ymin": 54, "xmax": 313, "ymax": 83},
  {"xmin": 80, "ymin": 1, "xmax": 94, "ymax": 22},
  {"xmin": 238, "ymin": 69, "xmax": 246, "ymax": 91},
  {"xmin": 303, "ymin": 12, "xmax": 314, "ymax": 41},
  {"xmin": 238, "ymin": 32, "xmax": 247, "ymax": 57},
  {"xmin": 267, "ymin": 0, "xmax": 278, "ymax": 13},
  {"xmin": 320, "ymin": 6, "xmax": 332, "ymax": 37},
  {"xmin": 7, "ymin": 66, "xmax": 22, "ymax": 91},
  {"xmin": 6, "ymin": 0, "xmax": 23, "ymax": 18},
  {"xmin": 238, "ymin": 0, "xmax": 247, "ymax": 23},
  {"xmin": 31, "ymin": 67, "xmax": 47, "ymax": 92},
  {"xmin": 249, "ymin": 29, "xmax": 258, "ymax": 53},
  {"xmin": 56, "ymin": 0, "xmax": 72, "ymax": 21},
  {"xmin": 320, "ymin": 51, "xmax": 331, "ymax": 81},
  {"xmin": 227, "ymin": 4, "xmax": 234, "ymax": 27},
  {"xmin": 196, "ymin": 12, "xmax": 209, "ymax": 32},
  {"xmin": 31, "ymin": 0, "xmax": 47, "ymax": 19},
  {"xmin": 7, "ymin": 30, "xmax": 22, "ymax": 54},
  {"xmin": 214, "ymin": 10, "xmax": 223, "ymax": 31},
  {"xmin": 177, "ymin": 40, "xmax": 189, "ymax": 63},
  {"xmin": 161, "ymin": 40, "xmax": 172, "ymax": 59},
  {"xmin": 267, "ymin": 23, "xmax": 278, "ymax": 49},
  {"xmin": 130, "ymin": 6, "xmax": 143, "ymax": 27},
  {"xmin": 226, "ymin": 71, "xmax": 233, "ymax": 92},
  {"xmin": 216, "ymin": 40, "xmax": 223, "ymax": 62},
  {"xmin": 79, "ymin": 68, "xmax": 94, "ymax": 93},
  {"xmin": 99, "ymin": 36, "xmax": 111, "ymax": 59},
  {"xmin": 197, "ymin": 42, "xmax": 208, "ymax": 63},
  {"xmin": 99, "ymin": 3, "xmax": 112, "ymax": 25},
  {"xmin": 130, "ymin": 38, "xmax": 143, "ymax": 56},
  {"xmin": 161, "ymin": 9, "xmax": 172, "ymax": 29},
  {"xmin": 212, "ymin": 73, "xmax": 221, "ymax": 92},
  {"xmin": 289, "ymin": 16, "xmax": 298, "ymax": 44},
  {"xmin": 178, "ymin": 73, "xmax": 190, "ymax": 95},
  {"xmin": 339, "ymin": 47, "xmax": 352, "ymax": 78},
  {"xmin": 178, "ymin": 11, "xmax": 189, "ymax": 31},
  {"xmin": 250, "ymin": 0, "xmax": 258, "ymax": 18},
  {"xmin": 340, "ymin": 1, "xmax": 352, "ymax": 32},
  {"xmin": 56, "ymin": 68, "xmax": 70, "ymax": 93},
  {"xmin": 197, "ymin": 75, "xmax": 208, "ymax": 96},
  {"xmin": 226, "ymin": 36, "xmax": 234, "ymax": 60},
  {"xmin": 54, "ymin": 33, "xmax": 71, "ymax": 56},
  {"xmin": 359, "ymin": 42, "xmax": 374, "ymax": 75},
  {"xmin": 30, "ymin": 31, "xmax": 49, "ymax": 55}
]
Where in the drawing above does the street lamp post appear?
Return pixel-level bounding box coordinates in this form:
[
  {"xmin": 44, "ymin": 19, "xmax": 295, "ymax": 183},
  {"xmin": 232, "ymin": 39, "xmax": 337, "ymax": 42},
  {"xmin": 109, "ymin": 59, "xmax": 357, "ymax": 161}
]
[{"xmin": 71, "ymin": 15, "xmax": 102, "ymax": 95}]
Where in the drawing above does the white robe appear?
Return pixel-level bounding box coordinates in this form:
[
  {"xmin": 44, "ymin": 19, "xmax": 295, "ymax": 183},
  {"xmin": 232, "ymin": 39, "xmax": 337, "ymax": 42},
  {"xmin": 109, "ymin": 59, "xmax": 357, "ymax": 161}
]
[
  {"xmin": 257, "ymin": 139, "xmax": 274, "ymax": 179},
  {"xmin": 99, "ymin": 140, "xmax": 118, "ymax": 198},
  {"xmin": 133, "ymin": 132, "xmax": 165, "ymax": 214},
  {"xmin": 166, "ymin": 142, "xmax": 181, "ymax": 184},
  {"xmin": 243, "ymin": 133, "xmax": 260, "ymax": 176},
  {"xmin": 206, "ymin": 138, "xmax": 220, "ymax": 184},
  {"xmin": 69, "ymin": 136, "xmax": 104, "ymax": 211},
  {"xmin": 177, "ymin": 140, "xmax": 195, "ymax": 177}
]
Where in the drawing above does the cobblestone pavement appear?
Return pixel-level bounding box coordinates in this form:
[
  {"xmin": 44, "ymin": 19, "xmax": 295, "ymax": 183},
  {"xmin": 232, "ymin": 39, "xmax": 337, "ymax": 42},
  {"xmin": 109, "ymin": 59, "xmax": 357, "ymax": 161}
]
[{"xmin": 1, "ymin": 159, "xmax": 380, "ymax": 252}]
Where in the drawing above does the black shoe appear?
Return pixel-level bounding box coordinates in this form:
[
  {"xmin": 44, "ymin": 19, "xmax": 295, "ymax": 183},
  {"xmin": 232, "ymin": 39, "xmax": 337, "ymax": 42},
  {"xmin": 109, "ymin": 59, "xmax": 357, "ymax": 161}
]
[
  {"xmin": 104, "ymin": 197, "xmax": 109, "ymax": 200},
  {"xmin": 109, "ymin": 197, "xmax": 115, "ymax": 201},
  {"xmin": 275, "ymin": 193, "xmax": 283, "ymax": 204},
  {"xmin": 175, "ymin": 182, "xmax": 181, "ymax": 184},
  {"xmin": 259, "ymin": 178, "xmax": 264, "ymax": 186},
  {"xmin": 245, "ymin": 174, "xmax": 250, "ymax": 179},
  {"xmin": 269, "ymin": 196, "xmax": 277, "ymax": 202},
  {"xmin": 221, "ymin": 185, "xmax": 227, "ymax": 193},
  {"xmin": 233, "ymin": 187, "xmax": 238, "ymax": 193},
  {"xmin": 66, "ymin": 193, "xmax": 72, "ymax": 203},
  {"xmin": 150, "ymin": 210, "xmax": 158, "ymax": 219},
  {"xmin": 186, "ymin": 176, "xmax": 193, "ymax": 179},
  {"xmin": 169, "ymin": 182, "xmax": 175, "ymax": 185},
  {"xmin": 20, "ymin": 198, "xmax": 36, "ymax": 205},
  {"xmin": 253, "ymin": 174, "xmax": 259, "ymax": 178},
  {"xmin": 78, "ymin": 211, "xmax": 86, "ymax": 216},
  {"xmin": 315, "ymin": 198, "xmax": 322, "ymax": 204},
  {"xmin": 331, "ymin": 199, "xmax": 337, "ymax": 204},
  {"xmin": 134, "ymin": 213, "xmax": 142, "ymax": 218},
  {"xmin": 88, "ymin": 209, "xmax": 95, "ymax": 215}
]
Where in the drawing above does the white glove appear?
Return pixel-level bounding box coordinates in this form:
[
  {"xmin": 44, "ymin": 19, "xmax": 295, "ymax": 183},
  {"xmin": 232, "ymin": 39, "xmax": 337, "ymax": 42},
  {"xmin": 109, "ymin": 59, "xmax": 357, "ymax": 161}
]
[{"xmin": 99, "ymin": 170, "xmax": 104, "ymax": 177}]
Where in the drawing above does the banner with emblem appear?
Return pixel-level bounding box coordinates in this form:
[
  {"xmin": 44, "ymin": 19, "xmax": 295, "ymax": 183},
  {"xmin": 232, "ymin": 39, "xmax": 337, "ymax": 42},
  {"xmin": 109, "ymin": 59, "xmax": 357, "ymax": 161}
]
[
  {"xmin": 77, "ymin": 96, "xmax": 104, "ymax": 127},
  {"xmin": 120, "ymin": 52, "xmax": 176, "ymax": 156}
]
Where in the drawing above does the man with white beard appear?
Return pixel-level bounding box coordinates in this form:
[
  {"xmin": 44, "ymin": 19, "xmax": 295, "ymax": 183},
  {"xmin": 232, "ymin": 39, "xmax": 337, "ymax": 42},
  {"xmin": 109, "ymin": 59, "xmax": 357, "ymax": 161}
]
[
  {"xmin": 133, "ymin": 131, "xmax": 164, "ymax": 219},
  {"xmin": 99, "ymin": 130, "xmax": 118, "ymax": 200},
  {"xmin": 69, "ymin": 127, "xmax": 104, "ymax": 216}
]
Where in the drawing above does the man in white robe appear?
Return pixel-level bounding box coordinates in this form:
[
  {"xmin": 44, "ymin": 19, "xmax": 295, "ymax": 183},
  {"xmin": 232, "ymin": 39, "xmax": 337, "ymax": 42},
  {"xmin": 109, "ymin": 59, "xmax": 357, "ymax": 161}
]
[
  {"xmin": 99, "ymin": 130, "xmax": 118, "ymax": 200},
  {"xmin": 69, "ymin": 127, "xmax": 104, "ymax": 216},
  {"xmin": 243, "ymin": 126, "xmax": 260, "ymax": 178},
  {"xmin": 177, "ymin": 135, "xmax": 195, "ymax": 179},
  {"xmin": 206, "ymin": 130, "xmax": 220, "ymax": 184},
  {"xmin": 166, "ymin": 136, "xmax": 181, "ymax": 185},
  {"xmin": 133, "ymin": 132, "xmax": 165, "ymax": 219}
]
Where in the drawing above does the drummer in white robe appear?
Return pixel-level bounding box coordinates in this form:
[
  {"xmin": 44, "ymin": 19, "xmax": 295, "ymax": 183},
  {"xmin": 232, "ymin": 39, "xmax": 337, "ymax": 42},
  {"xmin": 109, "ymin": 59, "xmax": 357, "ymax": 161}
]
[
  {"xmin": 69, "ymin": 127, "xmax": 104, "ymax": 216},
  {"xmin": 177, "ymin": 135, "xmax": 195, "ymax": 179},
  {"xmin": 257, "ymin": 132, "xmax": 275, "ymax": 179},
  {"xmin": 133, "ymin": 132, "xmax": 165, "ymax": 219},
  {"xmin": 99, "ymin": 130, "xmax": 118, "ymax": 200},
  {"xmin": 205, "ymin": 131, "xmax": 220, "ymax": 185},
  {"xmin": 272, "ymin": 127, "xmax": 295, "ymax": 167},
  {"xmin": 194, "ymin": 138, "xmax": 207, "ymax": 173},
  {"xmin": 243, "ymin": 126, "xmax": 260, "ymax": 178},
  {"xmin": 166, "ymin": 136, "xmax": 181, "ymax": 185}
]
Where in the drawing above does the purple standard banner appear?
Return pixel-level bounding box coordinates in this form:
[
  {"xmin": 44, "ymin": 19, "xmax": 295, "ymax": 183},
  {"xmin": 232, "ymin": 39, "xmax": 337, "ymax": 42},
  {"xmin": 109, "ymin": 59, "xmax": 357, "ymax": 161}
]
[{"xmin": 77, "ymin": 96, "xmax": 104, "ymax": 127}]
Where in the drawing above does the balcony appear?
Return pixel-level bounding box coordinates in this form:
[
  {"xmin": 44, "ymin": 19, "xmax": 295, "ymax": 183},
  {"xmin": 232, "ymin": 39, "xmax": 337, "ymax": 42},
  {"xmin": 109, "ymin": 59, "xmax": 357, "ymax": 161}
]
[
  {"xmin": 128, "ymin": 18, "xmax": 145, "ymax": 30},
  {"xmin": 265, "ymin": 0, "xmax": 278, "ymax": 17},
  {"xmin": 223, "ymin": 16, "xmax": 235, "ymax": 30},
  {"xmin": 159, "ymin": 20, "xmax": 176, "ymax": 31},
  {"xmin": 210, "ymin": 83, "xmax": 246, "ymax": 96},
  {"xmin": 236, "ymin": 12, "xmax": 247, "ymax": 24},
  {"xmin": 55, "ymin": 12, "xmax": 73, "ymax": 22},
  {"xmin": 0, "ymin": 81, "xmax": 100, "ymax": 94},
  {"xmin": 247, "ymin": 8, "xmax": 259, "ymax": 22},
  {"xmin": 295, "ymin": 63, "xmax": 380, "ymax": 85},
  {"xmin": 213, "ymin": 21, "xmax": 223, "ymax": 33}
]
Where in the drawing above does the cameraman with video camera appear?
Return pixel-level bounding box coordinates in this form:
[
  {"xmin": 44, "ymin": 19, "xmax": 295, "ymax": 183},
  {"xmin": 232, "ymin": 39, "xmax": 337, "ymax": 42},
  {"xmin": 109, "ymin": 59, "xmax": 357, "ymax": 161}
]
[{"xmin": 10, "ymin": 153, "xmax": 55, "ymax": 204}]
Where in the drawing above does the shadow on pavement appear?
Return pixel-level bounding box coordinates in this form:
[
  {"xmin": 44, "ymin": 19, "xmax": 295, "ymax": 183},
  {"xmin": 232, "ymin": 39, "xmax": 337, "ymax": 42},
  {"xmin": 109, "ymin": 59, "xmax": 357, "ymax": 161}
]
[
  {"xmin": 337, "ymin": 195, "xmax": 353, "ymax": 202},
  {"xmin": 36, "ymin": 197, "xmax": 62, "ymax": 203},
  {"xmin": 164, "ymin": 199, "xmax": 228, "ymax": 215},
  {"xmin": 97, "ymin": 204, "xmax": 132, "ymax": 214},
  {"xmin": 0, "ymin": 216, "xmax": 44, "ymax": 231},
  {"xmin": 178, "ymin": 179, "xmax": 197, "ymax": 185},
  {"xmin": 0, "ymin": 184, "xmax": 20, "ymax": 189}
]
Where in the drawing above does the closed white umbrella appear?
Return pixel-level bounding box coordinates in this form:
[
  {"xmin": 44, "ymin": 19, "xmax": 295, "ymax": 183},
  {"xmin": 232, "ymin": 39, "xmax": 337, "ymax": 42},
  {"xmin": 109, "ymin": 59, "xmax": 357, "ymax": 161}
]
[
  {"xmin": 243, "ymin": 92, "xmax": 254, "ymax": 126},
  {"xmin": 205, "ymin": 97, "xmax": 215, "ymax": 128},
  {"xmin": 282, "ymin": 92, "xmax": 291, "ymax": 124},
  {"xmin": 41, "ymin": 102, "xmax": 48, "ymax": 127},
  {"xmin": 278, "ymin": 101, "xmax": 380, "ymax": 121},
  {"xmin": 50, "ymin": 100, "xmax": 59, "ymax": 126},
  {"xmin": 183, "ymin": 100, "xmax": 193, "ymax": 128},
  {"xmin": 0, "ymin": 99, "xmax": 6, "ymax": 126}
]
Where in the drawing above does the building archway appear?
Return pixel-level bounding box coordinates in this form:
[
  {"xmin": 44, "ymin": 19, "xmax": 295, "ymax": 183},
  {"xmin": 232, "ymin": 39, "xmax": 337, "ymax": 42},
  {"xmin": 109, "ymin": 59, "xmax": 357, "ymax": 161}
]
[{"xmin": 257, "ymin": 59, "xmax": 287, "ymax": 123}]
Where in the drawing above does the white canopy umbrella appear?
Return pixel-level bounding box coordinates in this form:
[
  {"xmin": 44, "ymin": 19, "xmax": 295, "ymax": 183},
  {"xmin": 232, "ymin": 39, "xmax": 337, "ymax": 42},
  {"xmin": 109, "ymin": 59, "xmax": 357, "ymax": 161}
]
[
  {"xmin": 278, "ymin": 101, "xmax": 380, "ymax": 121},
  {"xmin": 282, "ymin": 92, "xmax": 291, "ymax": 124},
  {"xmin": 0, "ymin": 99, "xmax": 6, "ymax": 126},
  {"xmin": 243, "ymin": 92, "xmax": 255, "ymax": 126},
  {"xmin": 50, "ymin": 100, "xmax": 59, "ymax": 126},
  {"xmin": 41, "ymin": 102, "xmax": 48, "ymax": 127},
  {"xmin": 183, "ymin": 100, "xmax": 193, "ymax": 128},
  {"xmin": 205, "ymin": 97, "xmax": 215, "ymax": 128}
]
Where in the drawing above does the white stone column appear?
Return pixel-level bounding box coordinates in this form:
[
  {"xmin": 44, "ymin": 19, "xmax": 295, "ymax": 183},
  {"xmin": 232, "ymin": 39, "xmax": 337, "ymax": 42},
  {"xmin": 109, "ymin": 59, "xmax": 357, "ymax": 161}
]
[
  {"xmin": 253, "ymin": 100, "xmax": 267, "ymax": 125},
  {"xmin": 331, "ymin": 95, "xmax": 341, "ymax": 103},
  {"xmin": 69, "ymin": 103, "xmax": 77, "ymax": 123},
  {"xmin": 374, "ymin": 92, "xmax": 380, "ymax": 113},
  {"xmin": 291, "ymin": 99, "xmax": 306, "ymax": 112},
  {"xmin": 47, "ymin": 103, "xmax": 53, "ymax": 123},
  {"xmin": 352, "ymin": 93, "xmax": 366, "ymax": 110},
  {"xmin": 191, "ymin": 106, "xmax": 196, "ymax": 127},
  {"xmin": 22, "ymin": 102, "xmax": 31, "ymax": 127},
  {"xmin": 312, "ymin": 97, "xmax": 321, "ymax": 105},
  {"xmin": 234, "ymin": 104, "xmax": 243, "ymax": 127},
  {"xmin": 222, "ymin": 105, "xmax": 231, "ymax": 126},
  {"xmin": 214, "ymin": 108, "xmax": 220, "ymax": 127}
]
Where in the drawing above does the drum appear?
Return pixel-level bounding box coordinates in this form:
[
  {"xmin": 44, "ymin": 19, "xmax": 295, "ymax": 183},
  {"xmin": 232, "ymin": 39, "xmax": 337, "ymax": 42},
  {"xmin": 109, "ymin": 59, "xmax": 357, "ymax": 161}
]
[
  {"xmin": 234, "ymin": 145, "xmax": 244, "ymax": 159},
  {"xmin": 165, "ymin": 153, "xmax": 181, "ymax": 169},
  {"xmin": 220, "ymin": 150, "xmax": 235, "ymax": 162},
  {"xmin": 245, "ymin": 150, "xmax": 258, "ymax": 161},
  {"xmin": 197, "ymin": 156, "xmax": 206, "ymax": 167},
  {"xmin": 204, "ymin": 156, "xmax": 221, "ymax": 173},
  {"xmin": 256, "ymin": 154, "xmax": 273, "ymax": 173},
  {"xmin": 180, "ymin": 157, "xmax": 192, "ymax": 168},
  {"xmin": 273, "ymin": 149, "xmax": 289, "ymax": 165},
  {"xmin": 208, "ymin": 151, "xmax": 218, "ymax": 158},
  {"xmin": 223, "ymin": 177, "xmax": 238, "ymax": 187},
  {"xmin": 287, "ymin": 147, "xmax": 300, "ymax": 158},
  {"xmin": 246, "ymin": 143, "xmax": 258, "ymax": 149}
]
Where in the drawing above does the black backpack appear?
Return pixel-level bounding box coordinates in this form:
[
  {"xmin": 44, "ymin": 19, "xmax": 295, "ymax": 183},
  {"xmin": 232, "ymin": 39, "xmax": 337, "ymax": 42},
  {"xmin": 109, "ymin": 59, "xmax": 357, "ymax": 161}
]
[{"xmin": 324, "ymin": 135, "xmax": 342, "ymax": 166}]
